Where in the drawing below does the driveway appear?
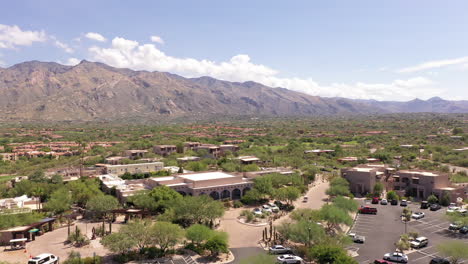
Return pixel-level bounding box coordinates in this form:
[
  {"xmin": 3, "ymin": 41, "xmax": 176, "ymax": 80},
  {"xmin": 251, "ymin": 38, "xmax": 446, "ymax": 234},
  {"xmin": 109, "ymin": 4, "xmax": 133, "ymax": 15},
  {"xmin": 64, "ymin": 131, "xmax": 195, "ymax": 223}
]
[{"xmin": 222, "ymin": 178, "xmax": 330, "ymax": 263}]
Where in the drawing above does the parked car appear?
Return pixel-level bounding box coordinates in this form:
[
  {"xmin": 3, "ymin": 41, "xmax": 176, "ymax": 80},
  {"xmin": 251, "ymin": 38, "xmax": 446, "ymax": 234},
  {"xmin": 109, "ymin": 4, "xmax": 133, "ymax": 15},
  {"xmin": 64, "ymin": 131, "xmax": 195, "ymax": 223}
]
[
  {"xmin": 303, "ymin": 196, "xmax": 308, "ymax": 203},
  {"xmin": 430, "ymin": 257, "xmax": 450, "ymax": 264},
  {"xmin": 348, "ymin": 233, "xmax": 365, "ymax": 243},
  {"xmin": 430, "ymin": 203, "xmax": 441, "ymax": 211},
  {"xmin": 459, "ymin": 226, "xmax": 468, "ymax": 234},
  {"xmin": 277, "ymin": 254, "xmax": 303, "ymax": 264},
  {"xmin": 390, "ymin": 199, "xmax": 398, "ymax": 206},
  {"xmin": 253, "ymin": 208, "xmax": 262, "ymax": 215},
  {"xmin": 380, "ymin": 199, "xmax": 388, "ymax": 205},
  {"xmin": 449, "ymin": 222, "xmax": 463, "ymax": 231},
  {"xmin": 262, "ymin": 205, "xmax": 273, "ymax": 213},
  {"xmin": 274, "ymin": 200, "xmax": 287, "ymax": 210},
  {"xmin": 447, "ymin": 205, "xmax": 461, "ymax": 213},
  {"xmin": 383, "ymin": 252, "xmax": 408, "ymax": 263},
  {"xmin": 359, "ymin": 206, "xmax": 378, "ymax": 215},
  {"xmin": 374, "ymin": 260, "xmax": 390, "ymax": 264},
  {"xmin": 410, "ymin": 236, "xmax": 428, "ymax": 249},
  {"xmin": 372, "ymin": 197, "xmax": 379, "ymax": 204},
  {"xmin": 269, "ymin": 245, "xmax": 292, "ymax": 254},
  {"xmin": 458, "ymin": 208, "xmax": 467, "ymax": 216},
  {"xmin": 28, "ymin": 254, "xmax": 59, "ymax": 264},
  {"xmin": 411, "ymin": 212, "xmax": 425, "ymax": 219},
  {"xmin": 400, "ymin": 200, "xmax": 408, "ymax": 207},
  {"xmin": 420, "ymin": 200, "xmax": 429, "ymax": 209}
]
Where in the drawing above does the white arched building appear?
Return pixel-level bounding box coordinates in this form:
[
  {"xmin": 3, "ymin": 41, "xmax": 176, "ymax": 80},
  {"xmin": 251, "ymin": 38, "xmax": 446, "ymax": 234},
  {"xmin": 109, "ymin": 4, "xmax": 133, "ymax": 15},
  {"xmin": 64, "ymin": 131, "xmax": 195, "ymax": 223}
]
[{"xmin": 145, "ymin": 171, "xmax": 253, "ymax": 200}]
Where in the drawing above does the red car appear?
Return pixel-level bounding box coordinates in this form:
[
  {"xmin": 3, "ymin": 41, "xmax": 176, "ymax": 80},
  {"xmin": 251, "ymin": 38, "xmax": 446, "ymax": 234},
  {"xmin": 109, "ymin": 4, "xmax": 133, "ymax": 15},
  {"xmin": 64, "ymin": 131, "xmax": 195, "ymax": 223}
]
[
  {"xmin": 359, "ymin": 206, "xmax": 378, "ymax": 214},
  {"xmin": 374, "ymin": 260, "xmax": 390, "ymax": 264},
  {"xmin": 372, "ymin": 197, "xmax": 380, "ymax": 204}
]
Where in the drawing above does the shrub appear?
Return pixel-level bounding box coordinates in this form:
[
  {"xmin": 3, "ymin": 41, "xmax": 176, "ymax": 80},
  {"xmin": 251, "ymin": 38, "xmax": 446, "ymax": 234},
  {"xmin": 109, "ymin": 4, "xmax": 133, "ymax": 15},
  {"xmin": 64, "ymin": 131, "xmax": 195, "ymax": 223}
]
[{"xmin": 233, "ymin": 200, "xmax": 243, "ymax": 208}]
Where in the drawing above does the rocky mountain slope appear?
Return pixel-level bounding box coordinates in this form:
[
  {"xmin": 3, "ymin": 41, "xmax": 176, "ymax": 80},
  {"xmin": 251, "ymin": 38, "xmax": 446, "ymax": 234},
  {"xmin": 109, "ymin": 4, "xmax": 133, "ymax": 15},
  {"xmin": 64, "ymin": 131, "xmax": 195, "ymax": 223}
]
[{"xmin": 0, "ymin": 60, "xmax": 466, "ymax": 122}]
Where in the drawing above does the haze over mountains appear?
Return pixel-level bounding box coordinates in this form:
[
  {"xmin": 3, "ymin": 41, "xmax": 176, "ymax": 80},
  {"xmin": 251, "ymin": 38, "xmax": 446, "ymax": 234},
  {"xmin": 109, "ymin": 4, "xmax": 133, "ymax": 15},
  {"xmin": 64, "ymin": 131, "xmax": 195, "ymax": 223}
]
[{"xmin": 0, "ymin": 60, "xmax": 466, "ymax": 122}]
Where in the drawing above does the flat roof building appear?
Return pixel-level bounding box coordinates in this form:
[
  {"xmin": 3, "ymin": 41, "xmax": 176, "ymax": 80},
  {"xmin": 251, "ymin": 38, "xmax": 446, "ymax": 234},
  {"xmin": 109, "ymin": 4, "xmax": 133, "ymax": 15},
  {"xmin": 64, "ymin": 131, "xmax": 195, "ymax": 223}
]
[
  {"xmin": 392, "ymin": 170, "xmax": 456, "ymax": 201},
  {"xmin": 341, "ymin": 164, "xmax": 394, "ymax": 195},
  {"xmin": 100, "ymin": 162, "xmax": 164, "ymax": 175},
  {"xmin": 153, "ymin": 145, "xmax": 177, "ymax": 156}
]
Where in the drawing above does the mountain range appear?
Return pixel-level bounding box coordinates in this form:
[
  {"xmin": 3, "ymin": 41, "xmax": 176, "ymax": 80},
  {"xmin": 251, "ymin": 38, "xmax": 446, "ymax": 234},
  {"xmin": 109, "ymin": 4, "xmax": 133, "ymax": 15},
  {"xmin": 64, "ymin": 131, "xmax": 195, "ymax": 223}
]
[{"xmin": 0, "ymin": 60, "xmax": 466, "ymax": 122}]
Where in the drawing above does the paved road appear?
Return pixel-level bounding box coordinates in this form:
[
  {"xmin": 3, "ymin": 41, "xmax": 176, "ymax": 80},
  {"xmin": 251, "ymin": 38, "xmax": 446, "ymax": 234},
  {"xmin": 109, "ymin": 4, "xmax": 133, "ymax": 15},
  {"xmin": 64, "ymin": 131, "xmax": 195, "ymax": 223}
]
[
  {"xmin": 223, "ymin": 178, "xmax": 329, "ymax": 263},
  {"xmin": 350, "ymin": 200, "xmax": 403, "ymax": 263}
]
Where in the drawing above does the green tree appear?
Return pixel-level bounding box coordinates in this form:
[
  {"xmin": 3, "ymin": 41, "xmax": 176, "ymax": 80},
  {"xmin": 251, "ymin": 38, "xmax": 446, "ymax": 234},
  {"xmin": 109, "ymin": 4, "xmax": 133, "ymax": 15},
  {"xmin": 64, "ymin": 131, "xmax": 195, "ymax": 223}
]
[
  {"xmin": 148, "ymin": 185, "xmax": 183, "ymax": 212},
  {"xmin": 326, "ymin": 185, "xmax": 350, "ymax": 197},
  {"xmin": 437, "ymin": 241, "xmax": 468, "ymax": 264},
  {"xmin": 309, "ymin": 243, "xmax": 358, "ymax": 264},
  {"xmin": 277, "ymin": 220, "xmax": 325, "ymax": 246},
  {"xmin": 427, "ymin": 194, "xmax": 438, "ymax": 204},
  {"xmin": 290, "ymin": 208, "xmax": 322, "ymax": 222},
  {"xmin": 440, "ymin": 191, "xmax": 451, "ymax": 206},
  {"xmin": 240, "ymin": 188, "xmax": 263, "ymax": 204},
  {"xmin": 332, "ymin": 196, "xmax": 359, "ymax": 212},
  {"xmin": 68, "ymin": 179, "xmax": 103, "ymax": 207},
  {"xmin": 320, "ymin": 204, "xmax": 353, "ymax": 233},
  {"xmin": 274, "ymin": 187, "xmax": 301, "ymax": 205},
  {"xmin": 151, "ymin": 221, "xmax": 185, "ymax": 254},
  {"xmin": 396, "ymin": 234, "xmax": 411, "ymax": 252},
  {"xmin": 373, "ymin": 182, "xmax": 384, "ymax": 197},
  {"xmin": 119, "ymin": 220, "xmax": 153, "ymax": 251},
  {"xmin": 253, "ymin": 177, "xmax": 273, "ymax": 197},
  {"xmin": 29, "ymin": 170, "xmax": 46, "ymax": 182},
  {"xmin": 49, "ymin": 174, "xmax": 64, "ymax": 184},
  {"xmin": 45, "ymin": 188, "xmax": 72, "ymax": 215},
  {"xmin": 204, "ymin": 231, "xmax": 229, "ymax": 257},
  {"xmin": 101, "ymin": 232, "xmax": 136, "ymax": 254},
  {"xmin": 386, "ymin": 191, "xmax": 399, "ymax": 201},
  {"xmin": 453, "ymin": 127, "xmax": 464, "ymax": 135},
  {"xmin": 129, "ymin": 191, "xmax": 159, "ymax": 212},
  {"xmin": 168, "ymin": 195, "xmax": 225, "ymax": 227},
  {"xmin": 186, "ymin": 224, "xmax": 213, "ymax": 246},
  {"xmin": 86, "ymin": 195, "xmax": 119, "ymax": 219}
]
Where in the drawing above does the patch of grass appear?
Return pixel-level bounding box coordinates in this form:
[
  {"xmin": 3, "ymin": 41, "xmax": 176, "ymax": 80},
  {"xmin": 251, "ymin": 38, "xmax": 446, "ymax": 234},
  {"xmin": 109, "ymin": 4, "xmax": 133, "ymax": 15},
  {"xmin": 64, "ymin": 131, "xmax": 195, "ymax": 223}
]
[
  {"xmin": 451, "ymin": 174, "xmax": 468, "ymax": 183},
  {"xmin": 0, "ymin": 175, "xmax": 15, "ymax": 183}
]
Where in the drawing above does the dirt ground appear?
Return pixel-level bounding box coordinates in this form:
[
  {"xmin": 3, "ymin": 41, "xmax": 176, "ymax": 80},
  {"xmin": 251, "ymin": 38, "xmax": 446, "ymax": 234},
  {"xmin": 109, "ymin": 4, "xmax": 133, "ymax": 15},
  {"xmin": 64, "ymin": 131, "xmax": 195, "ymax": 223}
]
[{"xmin": 0, "ymin": 218, "xmax": 124, "ymax": 263}]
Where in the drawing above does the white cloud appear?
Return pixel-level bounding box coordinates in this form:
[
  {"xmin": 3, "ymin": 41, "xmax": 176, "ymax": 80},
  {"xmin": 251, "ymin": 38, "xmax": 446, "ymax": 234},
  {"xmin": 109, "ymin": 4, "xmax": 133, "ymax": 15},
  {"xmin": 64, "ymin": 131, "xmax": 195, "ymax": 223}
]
[
  {"xmin": 64, "ymin": 57, "xmax": 80, "ymax": 66},
  {"xmin": 150, "ymin": 35, "xmax": 164, "ymax": 44},
  {"xmin": 50, "ymin": 36, "xmax": 74, "ymax": 53},
  {"xmin": 0, "ymin": 24, "xmax": 47, "ymax": 49},
  {"xmin": 398, "ymin": 56, "xmax": 468, "ymax": 73},
  {"xmin": 85, "ymin": 32, "xmax": 107, "ymax": 42},
  {"xmin": 87, "ymin": 37, "xmax": 441, "ymax": 101}
]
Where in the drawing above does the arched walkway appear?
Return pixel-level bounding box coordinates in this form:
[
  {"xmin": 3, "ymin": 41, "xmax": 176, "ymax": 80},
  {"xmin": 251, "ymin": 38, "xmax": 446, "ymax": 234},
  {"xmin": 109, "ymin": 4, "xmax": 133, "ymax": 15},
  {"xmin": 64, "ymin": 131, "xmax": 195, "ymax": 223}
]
[
  {"xmin": 232, "ymin": 189, "xmax": 242, "ymax": 200},
  {"xmin": 210, "ymin": 191, "xmax": 220, "ymax": 200},
  {"xmin": 221, "ymin": 190, "xmax": 231, "ymax": 199},
  {"xmin": 242, "ymin": 187, "xmax": 251, "ymax": 196},
  {"xmin": 178, "ymin": 191, "xmax": 187, "ymax": 196}
]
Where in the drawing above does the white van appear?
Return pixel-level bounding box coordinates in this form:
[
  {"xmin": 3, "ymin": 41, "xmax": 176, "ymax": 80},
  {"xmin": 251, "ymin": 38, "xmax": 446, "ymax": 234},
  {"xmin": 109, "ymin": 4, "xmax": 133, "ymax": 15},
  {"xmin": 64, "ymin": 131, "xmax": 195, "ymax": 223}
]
[{"xmin": 28, "ymin": 253, "xmax": 59, "ymax": 264}]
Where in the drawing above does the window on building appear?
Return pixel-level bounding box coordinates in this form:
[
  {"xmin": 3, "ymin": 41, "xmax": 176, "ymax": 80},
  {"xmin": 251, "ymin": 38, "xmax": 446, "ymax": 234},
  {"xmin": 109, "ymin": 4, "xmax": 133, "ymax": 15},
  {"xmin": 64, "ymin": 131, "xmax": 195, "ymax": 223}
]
[
  {"xmin": 412, "ymin": 178, "xmax": 419, "ymax": 184},
  {"xmin": 394, "ymin": 186, "xmax": 400, "ymax": 190}
]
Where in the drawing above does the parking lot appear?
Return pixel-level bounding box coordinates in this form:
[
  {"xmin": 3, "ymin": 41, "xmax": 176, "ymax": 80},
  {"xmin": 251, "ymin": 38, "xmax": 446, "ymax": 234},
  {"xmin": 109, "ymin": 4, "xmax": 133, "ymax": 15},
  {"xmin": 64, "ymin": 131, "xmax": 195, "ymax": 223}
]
[{"xmin": 349, "ymin": 200, "xmax": 467, "ymax": 264}]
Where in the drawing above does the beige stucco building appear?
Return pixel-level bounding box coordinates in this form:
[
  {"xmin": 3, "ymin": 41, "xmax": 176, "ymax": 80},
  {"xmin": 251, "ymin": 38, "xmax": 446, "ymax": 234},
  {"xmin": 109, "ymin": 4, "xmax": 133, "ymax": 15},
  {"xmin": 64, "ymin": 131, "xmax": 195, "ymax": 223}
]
[
  {"xmin": 341, "ymin": 164, "xmax": 395, "ymax": 195},
  {"xmin": 101, "ymin": 162, "xmax": 164, "ymax": 175}
]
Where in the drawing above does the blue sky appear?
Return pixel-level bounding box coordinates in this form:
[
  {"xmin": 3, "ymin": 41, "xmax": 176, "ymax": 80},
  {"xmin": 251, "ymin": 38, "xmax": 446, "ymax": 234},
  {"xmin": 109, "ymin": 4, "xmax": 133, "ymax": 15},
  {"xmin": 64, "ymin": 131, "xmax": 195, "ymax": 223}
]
[{"xmin": 1, "ymin": 0, "xmax": 467, "ymax": 101}]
